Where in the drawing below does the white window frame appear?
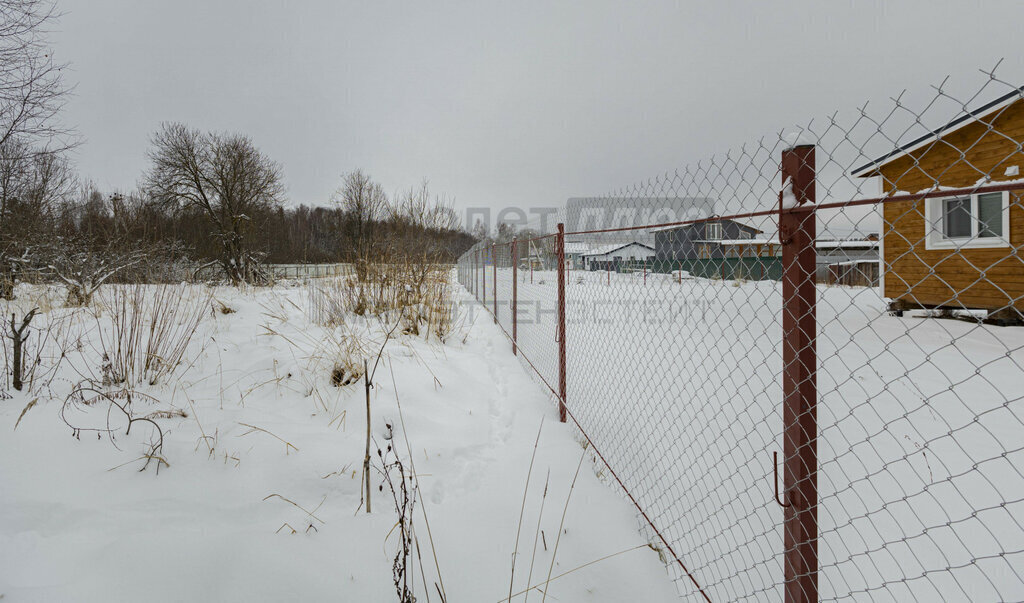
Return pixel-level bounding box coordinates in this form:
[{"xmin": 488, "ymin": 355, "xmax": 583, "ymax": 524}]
[
  {"xmin": 706, "ymin": 222, "xmax": 723, "ymax": 240},
  {"xmin": 924, "ymin": 191, "xmax": 1010, "ymax": 250}
]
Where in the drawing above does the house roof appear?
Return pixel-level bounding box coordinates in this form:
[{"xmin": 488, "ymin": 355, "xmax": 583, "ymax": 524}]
[
  {"xmin": 851, "ymin": 85, "xmax": 1024, "ymax": 178},
  {"xmin": 564, "ymin": 242, "xmax": 589, "ymax": 254},
  {"xmin": 582, "ymin": 241, "xmax": 655, "ymax": 257}
]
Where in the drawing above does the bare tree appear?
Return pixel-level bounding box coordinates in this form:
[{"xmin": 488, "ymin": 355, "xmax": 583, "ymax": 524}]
[
  {"xmin": 471, "ymin": 218, "xmax": 488, "ymax": 241},
  {"xmin": 0, "ymin": 137, "xmax": 74, "ymax": 298},
  {"xmin": 332, "ymin": 169, "xmax": 386, "ymax": 278},
  {"xmin": 0, "ymin": 0, "xmax": 74, "ymax": 299},
  {"xmin": 0, "ymin": 0, "xmax": 73, "ymax": 153},
  {"xmin": 495, "ymin": 221, "xmax": 516, "ymax": 244},
  {"xmin": 388, "ymin": 179, "xmax": 459, "ymax": 232},
  {"xmin": 45, "ymin": 239, "xmax": 144, "ymax": 306},
  {"xmin": 144, "ymin": 122, "xmax": 284, "ymax": 285}
]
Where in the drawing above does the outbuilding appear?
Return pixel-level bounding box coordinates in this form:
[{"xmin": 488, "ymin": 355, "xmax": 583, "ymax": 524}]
[{"xmin": 581, "ymin": 242, "xmax": 655, "ymax": 272}]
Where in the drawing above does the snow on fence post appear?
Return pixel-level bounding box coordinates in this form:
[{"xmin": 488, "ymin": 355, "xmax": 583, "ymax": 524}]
[
  {"xmin": 779, "ymin": 143, "xmax": 818, "ymax": 603},
  {"xmin": 492, "ymin": 243, "xmax": 498, "ymax": 323},
  {"xmin": 511, "ymin": 238, "xmax": 518, "ymax": 355},
  {"xmin": 556, "ymin": 223, "xmax": 567, "ymax": 423}
]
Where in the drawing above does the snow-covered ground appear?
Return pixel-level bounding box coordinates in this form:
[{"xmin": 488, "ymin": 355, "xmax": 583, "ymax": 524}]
[
  {"xmin": 471, "ymin": 266, "xmax": 1024, "ymax": 601},
  {"xmin": 0, "ymin": 280, "xmax": 679, "ymax": 602}
]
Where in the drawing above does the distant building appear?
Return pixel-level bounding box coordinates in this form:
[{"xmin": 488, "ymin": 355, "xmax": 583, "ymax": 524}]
[
  {"xmin": 581, "ymin": 242, "xmax": 655, "ymax": 272},
  {"xmin": 815, "ymin": 238, "xmax": 880, "ymax": 286},
  {"xmin": 653, "ymin": 219, "xmax": 881, "ymax": 284},
  {"xmin": 653, "ymin": 219, "xmax": 763, "ymax": 262}
]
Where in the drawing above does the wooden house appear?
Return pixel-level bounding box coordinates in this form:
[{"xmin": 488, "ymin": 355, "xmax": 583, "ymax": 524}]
[{"xmin": 852, "ymin": 90, "xmax": 1024, "ymax": 322}]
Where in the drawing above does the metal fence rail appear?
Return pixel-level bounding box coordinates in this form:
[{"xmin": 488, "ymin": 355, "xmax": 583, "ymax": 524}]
[
  {"xmin": 265, "ymin": 263, "xmax": 352, "ymax": 280},
  {"xmin": 457, "ymin": 66, "xmax": 1024, "ymax": 601}
]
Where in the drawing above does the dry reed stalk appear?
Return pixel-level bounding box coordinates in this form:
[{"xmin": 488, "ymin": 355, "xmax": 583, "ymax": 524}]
[
  {"xmin": 508, "ymin": 419, "xmax": 545, "ymax": 602},
  {"xmin": 95, "ymin": 284, "xmax": 211, "ymax": 386},
  {"xmin": 541, "ymin": 449, "xmax": 588, "ymax": 602}
]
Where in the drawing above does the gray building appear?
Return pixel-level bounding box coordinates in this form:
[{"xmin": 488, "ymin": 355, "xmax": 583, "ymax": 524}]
[{"xmin": 653, "ymin": 219, "xmax": 763, "ymax": 261}]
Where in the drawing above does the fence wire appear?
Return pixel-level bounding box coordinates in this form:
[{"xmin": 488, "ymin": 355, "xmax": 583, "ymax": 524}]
[{"xmin": 457, "ymin": 65, "xmax": 1024, "ymax": 601}]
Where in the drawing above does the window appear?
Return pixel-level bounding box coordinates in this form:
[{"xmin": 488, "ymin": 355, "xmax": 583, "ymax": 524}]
[
  {"xmin": 925, "ymin": 191, "xmax": 1010, "ymax": 249},
  {"xmin": 739, "ymin": 230, "xmax": 752, "ymax": 239},
  {"xmin": 978, "ymin": 193, "xmax": 1004, "ymax": 237},
  {"xmin": 705, "ymin": 222, "xmax": 723, "ymax": 240},
  {"xmin": 943, "ymin": 198, "xmax": 972, "ymax": 238}
]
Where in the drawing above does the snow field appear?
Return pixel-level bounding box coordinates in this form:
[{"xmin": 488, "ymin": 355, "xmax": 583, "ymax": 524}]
[
  {"xmin": 1, "ymin": 280, "xmax": 679, "ymax": 602},
  {"xmin": 476, "ymin": 266, "xmax": 1024, "ymax": 601}
]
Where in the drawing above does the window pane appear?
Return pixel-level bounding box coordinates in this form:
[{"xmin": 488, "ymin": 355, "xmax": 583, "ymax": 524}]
[
  {"xmin": 944, "ymin": 198, "xmax": 972, "ymax": 238},
  {"xmin": 978, "ymin": 192, "xmax": 1003, "ymax": 238}
]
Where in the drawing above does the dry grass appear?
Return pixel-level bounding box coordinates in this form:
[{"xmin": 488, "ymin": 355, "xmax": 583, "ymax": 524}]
[
  {"xmin": 95, "ymin": 284, "xmax": 212, "ymax": 386},
  {"xmin": 308, "ymin": 260, "xmax": 456, "ymax": 342},
  {"xmin": 1, "ymin": 291, "xmax": 78, "ymax": 394}
]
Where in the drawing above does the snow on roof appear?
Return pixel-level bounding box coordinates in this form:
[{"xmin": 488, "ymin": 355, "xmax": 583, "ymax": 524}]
[
  {"xmin": 582, "ymin": 241, "xmax": 654, "ymax": 257},
  {"xmin": 690, "ymin": 238, "xmax": 876, "ymax": 248},
  {"xmin": 564, "ymin": 242, "xmax": 590, "ymax": 254},
  {"xmin": 851, "ymin": 86, "xmax": 1024, "ymax": 177},
  {"xmin": 710, "ymin": 238, "xmax": 779, "ymax": 246},
  {"xmin": 816, "ymin": 240, "xmax": 879, "ymax": 249}
]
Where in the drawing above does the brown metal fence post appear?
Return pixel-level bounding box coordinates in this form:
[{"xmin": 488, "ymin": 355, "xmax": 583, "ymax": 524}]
[
  {"xmin": 493, "ymin": 243, "xmax": 498, "ymax": 323},
  {"xmin": 779, "ymin": 144, "xmax": 818, "ymax": 603},
  {"xmin": 512, "ymin": 239, "xmax": 518, "ymax": 355},
  {"xmin": 556, "ymin": 224, "xmax": 567, "ymax": 423},
  {"xmin": 481, "ymin": 246, "xmax": 486, "ymax": 303}
]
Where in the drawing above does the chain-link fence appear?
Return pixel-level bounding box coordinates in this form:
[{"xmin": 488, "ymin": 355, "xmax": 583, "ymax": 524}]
[{"xmin": 457, "ymin": 66, "xmax": 1024, "ymax": 601}]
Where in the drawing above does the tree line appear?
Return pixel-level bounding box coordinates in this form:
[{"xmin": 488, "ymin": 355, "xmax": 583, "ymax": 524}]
[{"xmin": 0, "ymin": 1, "xmax": 475, "ymax": 299}]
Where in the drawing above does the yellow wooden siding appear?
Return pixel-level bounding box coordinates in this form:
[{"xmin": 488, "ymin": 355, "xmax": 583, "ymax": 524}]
[{"xmin": 878, "ymin": 99, "xmax": 1024, "ymax": 310}]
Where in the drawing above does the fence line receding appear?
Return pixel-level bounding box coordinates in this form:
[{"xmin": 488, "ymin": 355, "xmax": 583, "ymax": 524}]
[{"xmin": 457, "ymin": 67, "xmax": 1024, "ymax": 602}]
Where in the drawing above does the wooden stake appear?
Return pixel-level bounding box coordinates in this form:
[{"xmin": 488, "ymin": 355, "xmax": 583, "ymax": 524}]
[{"xmin": 364, "ymin": 358, "xmax": 372, "ymax": 513}]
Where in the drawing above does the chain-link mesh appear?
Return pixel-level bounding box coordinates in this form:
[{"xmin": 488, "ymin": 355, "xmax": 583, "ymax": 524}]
[
  {"xmin": 458, "ymin": 234, "xmax": 562, "ymax": 394},
  {"xmin": 456, "ymin": 65, "xmax": 1024, "ymax": 601}
]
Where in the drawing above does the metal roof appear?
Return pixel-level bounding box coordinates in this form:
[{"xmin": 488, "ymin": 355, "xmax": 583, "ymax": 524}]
[
  {"xmin": 581, "ymin": 241, "xmax": 655, "ymax": 257},
  {"xmin": 851, "ymin": 85, "xmax": 1024, "ymax": 178}
]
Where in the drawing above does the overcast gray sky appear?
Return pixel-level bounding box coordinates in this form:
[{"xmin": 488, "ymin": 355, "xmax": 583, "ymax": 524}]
[{"xmin": 52, "ymin": 0, "xmax": 1024, "ymax": 220}]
